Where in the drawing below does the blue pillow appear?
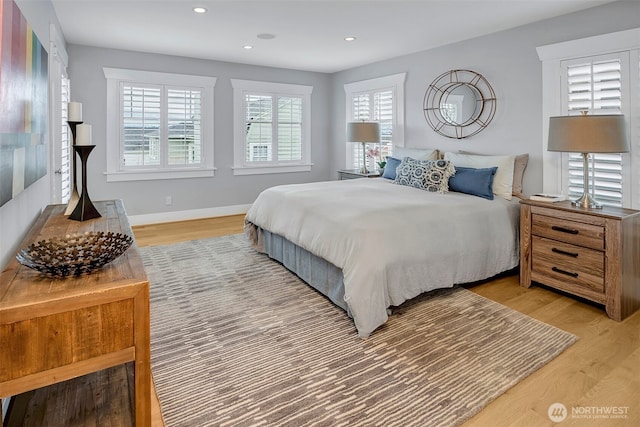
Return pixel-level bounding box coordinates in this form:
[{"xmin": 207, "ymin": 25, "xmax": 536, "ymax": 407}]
[
  {"xmin": 448, "ymin": 166, "xmax": 497, "ymax": 200},
  {"xmin": 382, "ymin": 156, "xmax": 402, "ymax": 180}
]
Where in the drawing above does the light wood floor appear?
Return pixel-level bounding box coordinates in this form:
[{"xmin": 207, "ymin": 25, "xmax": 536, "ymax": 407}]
[{"xmin": 9, "ymin": 214, "xmax": 638, "ymax": 426}]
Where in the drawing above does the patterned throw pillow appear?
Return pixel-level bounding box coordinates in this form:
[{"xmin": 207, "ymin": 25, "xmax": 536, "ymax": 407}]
[{"xmin": 394, "ymin": 157, "xmax": 455, "ymax": 192}]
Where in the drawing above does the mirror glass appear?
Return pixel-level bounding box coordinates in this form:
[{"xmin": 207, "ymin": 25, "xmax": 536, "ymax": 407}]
[{"xmin": 439, "ymin": 83, "xmax": 481, "ymax": 125}]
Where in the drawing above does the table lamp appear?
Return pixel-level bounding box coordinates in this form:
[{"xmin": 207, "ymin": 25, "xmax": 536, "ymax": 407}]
[
  {"xmin": 347, "ymin": 122, "xmax": 380, "ymax": 174},
  {"xmin": 547, "ymin": 114, "xmax": 629, "ymax": 209}
]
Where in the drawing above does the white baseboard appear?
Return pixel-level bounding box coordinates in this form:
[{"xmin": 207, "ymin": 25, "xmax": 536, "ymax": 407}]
[{"xmin": 127, "ymin": 204, "xmax": 251, "ymax": 226}]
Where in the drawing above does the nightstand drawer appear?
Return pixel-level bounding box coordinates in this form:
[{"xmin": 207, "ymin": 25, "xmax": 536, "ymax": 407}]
[
  {"xmin": 532, "ymin": 214, "xmax": 604, "ymax": 250},
  {"xmin": 531, "ymin": 236, "xmax": 604, "ymax": 293}
]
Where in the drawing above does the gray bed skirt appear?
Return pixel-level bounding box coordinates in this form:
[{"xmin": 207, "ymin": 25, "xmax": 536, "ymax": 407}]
[{"xmin": 246, "ymin": 223, "xmax": 351, "ymax": 316}]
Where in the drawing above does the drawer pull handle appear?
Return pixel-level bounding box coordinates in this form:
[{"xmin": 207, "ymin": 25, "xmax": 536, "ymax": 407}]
[
  {"xmin": 552, "ymin": 266, "xmax": 579, "ymax": 278},
  {"xmin": 551, "ymin": 225, "xmax": 579, "ymax": 235},
  {"xmin": 552, "ymin": 247, "xmax": 579, "ymax": 258}
]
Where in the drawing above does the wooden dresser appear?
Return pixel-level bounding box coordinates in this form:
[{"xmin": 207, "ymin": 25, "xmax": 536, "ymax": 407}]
[
  {"xmin": 520, "ymin": 199, "xmax": 640, "ymax": 321},
  {"xmin": 0, "ymin": 200, "xmax": 150, "ymax": 426}
]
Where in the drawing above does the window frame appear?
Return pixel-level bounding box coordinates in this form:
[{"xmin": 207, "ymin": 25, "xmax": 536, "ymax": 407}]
[
  {"xmin": 537, "ymin": 28, "xmax": 640, "ymax": 209},
  {"xmin": 230, "ymin": 79, "xmax": 313, "ymax": 176},
  {"xmin": 103, "ymin": 67, "xmax": 216, "ymax": 182},
  {"xmin": 48, "ymin": 23, "xmax": 71, "ymax": 204},
  {"xmin": 344, "ymin": 73, "xmax": 406, "ymax": 169},
  {"xmin": 560, "ymin": 53, "xmax": 630, "ymax": 207}
]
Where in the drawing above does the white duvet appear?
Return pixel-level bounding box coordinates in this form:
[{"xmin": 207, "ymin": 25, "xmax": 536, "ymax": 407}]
[{"xmin": 245, "ymin": 178, "xmax": 520, "ymax": 337}]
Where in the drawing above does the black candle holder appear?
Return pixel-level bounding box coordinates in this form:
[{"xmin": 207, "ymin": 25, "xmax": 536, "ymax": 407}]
[
  {"xmin": 65, "ymin": 121, "xmax": 82, "ymax": 215},
  {"xmin": 69, "ymin": 145, "xmax": 101, "ymax": 221}
]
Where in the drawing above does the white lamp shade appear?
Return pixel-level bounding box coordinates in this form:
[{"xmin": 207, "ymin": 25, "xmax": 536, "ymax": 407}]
[
  {"xmin": 347, "ymin": 122, "xmax": 380, "ymax": 143},
  {"xmin": 548, "ymin": 115, "xmax": 629, "ymax": 153}
]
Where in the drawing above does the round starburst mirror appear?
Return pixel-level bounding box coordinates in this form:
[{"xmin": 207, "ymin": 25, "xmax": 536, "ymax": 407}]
[{"xmin": 423, "ymin": 70, "xmax": 497, "ymax": 139}]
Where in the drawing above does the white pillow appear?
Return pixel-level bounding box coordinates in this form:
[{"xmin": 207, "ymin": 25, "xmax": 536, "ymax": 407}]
[
  {"xmin": 443, "ymin": 152, "xmax": 516, "ymax": 200},
  {"xmin": 393, "ymin": 145, "xmax": 439, "ymax": 161}
]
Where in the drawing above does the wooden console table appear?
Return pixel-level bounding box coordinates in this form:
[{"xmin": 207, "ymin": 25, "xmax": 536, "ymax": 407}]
[{"xmin": 0, "ymin": 200, "xmax": 150, "ymax": 426}]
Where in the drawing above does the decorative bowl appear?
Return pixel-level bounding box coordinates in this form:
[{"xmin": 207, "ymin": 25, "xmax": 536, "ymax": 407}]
[{"xmin": 16, "ymin": 231, "xmax": 134, "ymax": 277}]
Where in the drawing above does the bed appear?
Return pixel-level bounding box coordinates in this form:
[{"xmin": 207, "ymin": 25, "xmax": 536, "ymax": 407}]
[
  {"xmin": 244, "ymin": 151, "xmax": 525, "ymax": 337},
  {"xmin": 245, "ymin": 171, "xmax": 521, "ymax": 338}
]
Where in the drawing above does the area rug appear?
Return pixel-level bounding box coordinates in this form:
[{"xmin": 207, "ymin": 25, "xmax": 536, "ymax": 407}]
[{"xmin": 140, "ymin": 234, "xmax": 577, "ymax": 427}]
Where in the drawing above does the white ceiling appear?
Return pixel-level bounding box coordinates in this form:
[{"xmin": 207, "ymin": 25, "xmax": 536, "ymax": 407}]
[{"xmin": 52, "ymin": 0, "xmax": 615, "ymax": 73}]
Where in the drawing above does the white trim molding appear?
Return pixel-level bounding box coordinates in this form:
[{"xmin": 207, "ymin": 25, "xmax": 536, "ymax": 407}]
[
  {"xmin": 537, "ymin": 28, "xmax": 640, "ymax": 209},
  {"xmin": 343, "ymin": 73, "xmax": 406, "ymax": 168},
  {"xmin": 103, "ymin": 67, "xmax": 217, "ymax": 182},
  {"xmin": 230, "ymin": 79, "xmax": 313, "ymax": 176},
  {"xmin": 127, "ymin": 203, "xmax": 251, "ymax": 226},
  {"xmin": 344, "ymin": 72, "xmax": 406, "ymax": 146}
]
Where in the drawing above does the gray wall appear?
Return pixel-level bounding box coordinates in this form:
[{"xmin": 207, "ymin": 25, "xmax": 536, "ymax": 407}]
[
  {"xmin": 2, "ymin": 0, "xmax": 639, "ymax": 268},
  {"xmin": 330, "ymin": 0, "xmax": 640, "ymax": 196},
  {"xmin": 67, "ymin": 46, "xmax": 332, "ymax": 216}
]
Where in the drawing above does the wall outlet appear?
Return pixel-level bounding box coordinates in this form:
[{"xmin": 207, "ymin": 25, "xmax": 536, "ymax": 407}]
[{"xmin": 165, "ymin": 196, "xmax": 172, "ymax": 206}]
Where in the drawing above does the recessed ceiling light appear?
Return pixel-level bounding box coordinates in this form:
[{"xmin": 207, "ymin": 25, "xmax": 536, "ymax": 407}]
[
  {"xmin": 344, "ymin": 36, "xmax": 357, "ymax": 42},
  {"xmin": 193, "ymin": 7, "xmax": 207, "ymax": 14},
  {"xmin": 243, "ymin": 45, "xmax": 254, "ymax": 50},
  {"xmin": 257, "ymin": 33, "xmax": 276, "ymax": 40}
]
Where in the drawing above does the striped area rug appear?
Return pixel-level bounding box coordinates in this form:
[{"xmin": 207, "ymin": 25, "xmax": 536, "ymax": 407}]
[{"xmin": 140, "ymin": 234, "xmax": 576, "ymax": 427}]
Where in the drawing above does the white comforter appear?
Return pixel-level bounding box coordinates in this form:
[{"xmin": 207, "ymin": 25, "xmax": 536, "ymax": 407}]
[{"xmin": 245, "ymin": 178, "xmax": 520, "ymax": 337}]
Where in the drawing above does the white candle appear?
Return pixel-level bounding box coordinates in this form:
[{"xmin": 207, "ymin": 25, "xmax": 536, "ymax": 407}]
[
  {"xmin": 76, "ymin": 124, "xmax": 92, "ymax": 145},
  {"xmin": 68, "ymin": 102, "xmax": 82, "ymax": 122}
]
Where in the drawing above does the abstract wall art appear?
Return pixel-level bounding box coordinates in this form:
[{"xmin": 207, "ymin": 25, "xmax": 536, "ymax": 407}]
[{"xmin": 0, "ymin": 0, "xmax": 48, "ymax": 207}]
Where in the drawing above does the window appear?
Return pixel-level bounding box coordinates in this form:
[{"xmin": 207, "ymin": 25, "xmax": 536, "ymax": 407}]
[
  {"xmin": 104, "ymin": 68, "xmax": 216, "ymax": 181},
  {"xmin": 344, "ymin": 73, "xmax": 406, "ymax": 169},
  {"xmin": 561, "ymin": 54, "xmax": 629, "ymax": 206},
  {"xmin": 48, "ymin": 23, "xmax": 71, "ymax": 204},
  {"xmin": 231, "ymin": 79, "xmax": 313, "ymax": 175},
  {"xmin": 59, "ymin": 75, "xmax": 71, "ymax": 203},
  {"xmin": 538, "ymin": 29, "xmax": 639, "ymax": 209}
]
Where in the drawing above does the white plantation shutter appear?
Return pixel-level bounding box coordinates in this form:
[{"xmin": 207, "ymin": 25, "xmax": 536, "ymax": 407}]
[
  {"xmin": 231, "ymin": 79, "xmax": 312, "ymax": 175},
  {"xmin": 104, "ymin": 68, "xmax": 215, "ymax": 181},
  {"xmin": 562, "ymin": 54, "xmax": 628, "ymax": 207},
  {"xmin": 122, "ymin": 84, "xmax": 161, "ymax": 167},
  {"xmin": 352, "ymin": 94, "xmax": 370, "ymax": 121},
  {"xmin": 344, "ymin": 74, "xmax": 405, "ymax": 172},
  {"xmin": 245, "ymin": 94, "xmax": 273, "ymax": 161},
  {"xmin": 121, "ymin": 84, "xmax": 204, "ymax": 169},
  {"xmin": 351, "ymin": 94, "xmax": 370, "ymax": 167},
  {"xmin": 243, "ymin": 93, "xmax": 303, "ymax": 163},
  {"xmin": 277, "ymin": 96, "xmax": 303, "ymax": 161},
  {"xmin": 375, "ymin": 90, "xmax": 394, "ymax": 160},
  {"xmin": 167, "ymin": 88, "xmax": 202, "ymax": 165},
  {"xmin": 539, "ymin": 29, "xmax": 640, "ymax": 209},
  {"xmin": 60, "ymin": 75, "xmax": 71, "ymax": 203},
  {"xmin": 350, "ymin": 89, "xmax": 394, "ymax": 169}
]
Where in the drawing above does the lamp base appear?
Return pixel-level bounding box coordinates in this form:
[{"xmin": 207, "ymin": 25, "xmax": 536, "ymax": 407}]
[
  {"xmin": 360, "ymin": 141, "xmax": 369, "ymax": 174},
  {"xmin": 571, "ymin": 192, "xmax": 602, "ymax": 209}
]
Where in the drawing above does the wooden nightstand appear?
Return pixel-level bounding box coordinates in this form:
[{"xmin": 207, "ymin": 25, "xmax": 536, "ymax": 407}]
[
  {"xmin": 519, "ymin": 199, "xmax": 640, "ymax": 321},
  {"xmin": 337, "ymin": 169, "xmax": 382, "ymax": 180}
]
